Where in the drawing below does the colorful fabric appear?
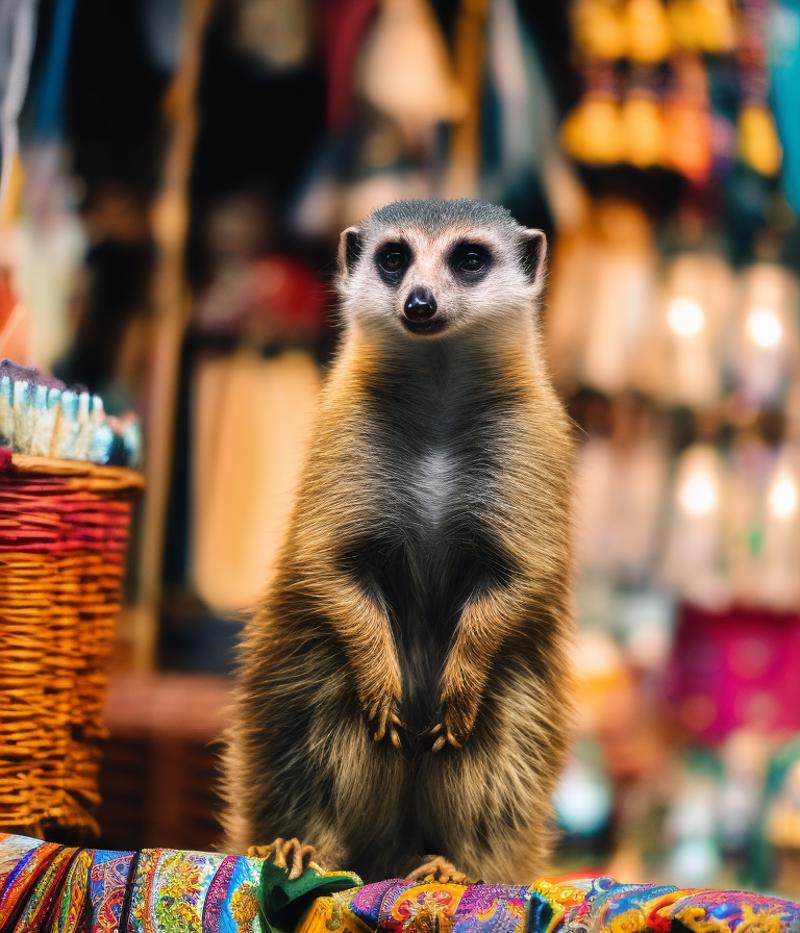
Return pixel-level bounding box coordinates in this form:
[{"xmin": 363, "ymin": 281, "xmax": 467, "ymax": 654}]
[
  {"xmin": 89, "ymin": 849, "xmax": 136, "ymax": 930},
  {"xmin": 320, "ymin": 876, "xmax": 800, "ymax": 933},
  {"xmin": 2, "ymin": 833, "xmax": 799, "ymax": 933},
  {"xmin": 56, "ymin": 847, "xmax": 93, "ymax": 933}
]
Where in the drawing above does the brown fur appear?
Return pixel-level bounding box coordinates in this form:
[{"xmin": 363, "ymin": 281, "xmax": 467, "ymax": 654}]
[{"xmin": 223, "ymin": 199, "xmax": 574, "ymax": 883}]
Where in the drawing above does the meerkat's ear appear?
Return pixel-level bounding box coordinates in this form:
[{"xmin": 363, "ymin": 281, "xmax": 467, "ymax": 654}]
[
  {"xmin": 521, "ymin": 228, "xmax": 547, "ymax": 291},
  {"xmin": 338, "ymin": 226, "xmax": 363, "ymax": 276}
]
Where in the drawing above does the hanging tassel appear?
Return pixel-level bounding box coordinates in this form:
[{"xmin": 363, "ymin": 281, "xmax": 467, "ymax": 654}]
[{"xmin": 0, "ymin": 0, "xmax": 37, "ymax": 219}]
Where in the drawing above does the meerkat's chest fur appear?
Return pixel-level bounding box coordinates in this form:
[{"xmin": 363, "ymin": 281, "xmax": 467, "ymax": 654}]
[
  {"xmin": 347, "ymin": 343, "xmax": 515, "ymax": 732},
  {"xmin": 413, "ymin": 447, "xmax": 454, "ymax": 526},
  {"xmin": 361, "ymin": 345, "xmax": 507, "ymax": 540}
]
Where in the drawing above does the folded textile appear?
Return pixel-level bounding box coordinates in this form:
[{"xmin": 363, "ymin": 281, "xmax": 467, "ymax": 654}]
[
  {"xmin": 2, "ymin": 832, "xmax": 799, "ymax": 933},
  {"xmin": 0, "ymin": 359, "xmax": 141, "ymax": 466},
  {"xmin": 0, "ymin": 833, "xmax": 359, "ymax": 932}
]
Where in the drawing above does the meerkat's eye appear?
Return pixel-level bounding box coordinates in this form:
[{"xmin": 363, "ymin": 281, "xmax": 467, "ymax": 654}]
[
  {"xmin": 460, "ymin": 252, "xmax": 485, "ymax": 272},
  {"xmin": 375, "ymin": 242, "xmax": 411, "ymax": 282},
  {"xmin": 381, "ymin": 251, "xmax": 403, "ymax": 271},
  {"xmin": 449, "ymin": 242, "xmax": 492, "ymax": 281}
]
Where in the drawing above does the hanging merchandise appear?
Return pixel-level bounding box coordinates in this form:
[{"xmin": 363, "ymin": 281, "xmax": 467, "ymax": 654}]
[
  {"xmin": 0, "ymin": 0, "xmax": 37, "ymax": 219},
  {"xmin": 737, "ymin": 103, "xmax": 782, "ymax": 177},
  {"xmin": 1, "ymin": 0, "xmax": 84, "ymax": 372},
  {"xmin": 571, "ymin": 0, "xmax": 628, "ymax": 60},
  {"xmin": 15, "ymin": 147, "xmax": 85, "ymax": 371},
  {"xmin": 621, "ymin": 77, "xmax": 666, "ymax": 170},
  {"xmin": 729, "ymin": 262, "xmax": 797, "ymax": 406},
  {"xmin": 29, "ymin": 0, "xmax": 75, "ymax": 140},
  {"xmin": 486, "ymin": 0, "xmax": 542, "ymax": 184},
  {"xmin": 291, "ymin": 0, "xmax": 458, "ymax": 237},
  {"xmin": 574, "ymin": 201, "xmax": 659, "ymax": 395},
  {"xmin": 356, "ymin": 0, "xmax": 465, "ymax": 140},
  {"xmin": 479, "ymin": 0, "xmax": 585, "ymax": 228},
  {"xmin": 562, "ymin": 0, "xmax": 783, "ymax": 190},
  {"xmin": 320, "ymin": 0, "xmax": 378, "ymax": 132},
  {"xmin": 562, "ymin": 0, "xmax": 676, "ymax": 173},
  {"xmin": 576, "ymin": 397, "xmax": 669, "ymax": 581},
  {"xmin": 560, "ymin": 64, "xmax": 626, "ymax": 167},
  {"xmin": 483, "ymin": 0, "xmax": 546, "ymax": 199},
  {"xmin": 190, "ymin": 347, "xmax": 320, "ymax": 613},
  {"xmin": 736, "ymin": 0, "xmax": 782, "ymax": 177},
  {"xmin": 668, "ymin": 0, "xmax": 737, "ymax": 55},
  {"xmin": 626, "ymin": 0, "xmax": 673, "ymax": 63},
  {"xmin": 652, "ymin": 251, "xmax": 733, "ymax": 407},
  {"xmin": 231, "ymin": 0, "xmax": 314, "ymax": 72},
  {"xmin": 725, "ymin": 429, "xmax": 779, "ymax": 607},
  {"xmin": 758, "ymin": 445, "xmax": 800, "ymax": 608},
  {"xmin": 660, "ymin": 442, "xmax": 729, "ymax": 609},
  {"xmin": 663, "ymin": 56, "xmax": 714, "ymax": 184}
]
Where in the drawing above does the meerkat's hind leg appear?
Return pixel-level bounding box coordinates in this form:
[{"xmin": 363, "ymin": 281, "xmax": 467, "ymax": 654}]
[
  {"xmin": 248, "ymin": 837, "xmax": 319, "ymax": 880},
  {"xmin": 405, "ymin": 855, "xmax": 470, "ymax": 885}
]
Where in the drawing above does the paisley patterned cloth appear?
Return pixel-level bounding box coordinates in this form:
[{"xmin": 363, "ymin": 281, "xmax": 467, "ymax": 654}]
[{"xmin": 2, "ymin": 832, "xmax": 799, "ymax": 933}]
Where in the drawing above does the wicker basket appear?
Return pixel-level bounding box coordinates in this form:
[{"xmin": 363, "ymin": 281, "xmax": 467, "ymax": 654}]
[{"xmin": 0, "ymin": 450, "xmax": 143, "ymax": 835}]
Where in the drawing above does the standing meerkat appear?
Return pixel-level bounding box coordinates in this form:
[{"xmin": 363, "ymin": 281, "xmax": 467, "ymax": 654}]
[{"xmin": 224, "ymin": 199, "xmax": 574, "ymax": 884}]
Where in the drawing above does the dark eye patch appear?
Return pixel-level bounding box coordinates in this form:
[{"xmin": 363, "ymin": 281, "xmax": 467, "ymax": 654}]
[
  {"xmin": 448, "ymin": 241, "xmax": 493, "ymax": 282},
  {"xmin": 374, "ymin": 241, "xmax": 412, "ymax": 286}
]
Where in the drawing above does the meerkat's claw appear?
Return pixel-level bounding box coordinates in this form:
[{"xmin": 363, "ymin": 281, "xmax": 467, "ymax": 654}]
[
  {"xmin": 429, "ymin": 723, "xmax": 462, "ymax": 752},
  {"xmin": 247, "ymin": 837, "xmax": 318, "ymax": 880},
  {"xmin": 366, "ymin": 696, "xmax": 404, "ymax": 747},
  {"xmin": 406, "ymin": 855, "xmax": 469, "ymax": 885}
]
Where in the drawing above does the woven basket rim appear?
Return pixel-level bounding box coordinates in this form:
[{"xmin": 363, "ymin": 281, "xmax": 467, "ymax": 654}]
[{"xmin": 2, "ymin": 453, "xmax": 145, "ymax": 491}]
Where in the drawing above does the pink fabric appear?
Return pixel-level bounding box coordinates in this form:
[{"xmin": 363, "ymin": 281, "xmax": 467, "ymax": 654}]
[{"xmin": 666, "ymin": 602, "xmax": 800, "ymax": 741}]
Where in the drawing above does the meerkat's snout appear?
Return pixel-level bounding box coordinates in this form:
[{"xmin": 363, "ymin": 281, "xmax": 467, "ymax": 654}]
[{"xmin": 402, "ymin": 286, "xmax": 444, "ymax": 335}]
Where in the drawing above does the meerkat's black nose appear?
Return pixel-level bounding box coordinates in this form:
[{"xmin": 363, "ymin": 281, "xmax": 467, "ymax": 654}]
[{"xmin": 403, "ymin": 287, "xmax": 437, "ymax": 322}]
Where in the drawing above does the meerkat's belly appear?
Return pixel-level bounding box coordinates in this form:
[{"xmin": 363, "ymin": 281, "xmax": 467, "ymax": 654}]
[{"xmin": 361, "ymin": 439, "xmax": 504, "ymax": 733}]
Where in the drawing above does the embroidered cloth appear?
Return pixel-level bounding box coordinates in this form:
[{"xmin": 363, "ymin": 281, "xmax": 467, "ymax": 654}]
[{"xmin": 2, "ymin": 833, "xmax": 798, "ymax": 933}]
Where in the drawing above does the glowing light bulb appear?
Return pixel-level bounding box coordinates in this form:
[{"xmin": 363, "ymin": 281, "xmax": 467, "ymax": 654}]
[
  {"xmin": 667, "ymin": 296, "xmax": 705, "ymax": 338},
  {"xmin": 768, "ymin": 472, "xmax": 798, "ymax": 521},
  {"xmin": 745, "ymin": 306, "xmax": 782, "ymax": 349},
  {"xmin": 679, "ymin": 470, "xmax": 718, "ymax": 516}
]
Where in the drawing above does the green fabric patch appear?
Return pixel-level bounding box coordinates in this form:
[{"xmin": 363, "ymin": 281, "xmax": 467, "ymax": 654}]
[{"xmin": 259, "ymin": 856, "xmax": 362, "ymax": 933}]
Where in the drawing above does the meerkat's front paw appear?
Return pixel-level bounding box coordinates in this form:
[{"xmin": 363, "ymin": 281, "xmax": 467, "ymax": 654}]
[
  {"xmin": 248, "ymin": 837, "xmax": 319, "ymax": 880},
  {"xmin": 406, "ymin": 855, "xmax": 470, "ymax": 884},
  {"xmin": 363, "ymin": 691, "xmax": 404, "ymax": 748},
  {"xmin": 429, "ymin": 692, "xmax": 478, "ymax": 752}
]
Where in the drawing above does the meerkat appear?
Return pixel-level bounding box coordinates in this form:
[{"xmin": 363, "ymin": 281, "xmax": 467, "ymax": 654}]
[{"xmin": 223, "ymin": 199, "xmax": 574, "ymax": 885}]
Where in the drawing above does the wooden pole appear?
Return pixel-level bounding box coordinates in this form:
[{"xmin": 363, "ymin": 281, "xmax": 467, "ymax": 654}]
[
  {"xmin": 131, "ymin": 0, "xmax": 213, "ymax": 670},
  {"xmin": 445, "ymin": 0, "xmax": 488, "ymax": 199}
]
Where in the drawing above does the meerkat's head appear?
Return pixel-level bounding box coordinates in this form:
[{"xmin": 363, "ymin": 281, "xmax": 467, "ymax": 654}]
[{"xmin": 337, "ymin": 199, "xmax": 547, "ymax": 340}]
